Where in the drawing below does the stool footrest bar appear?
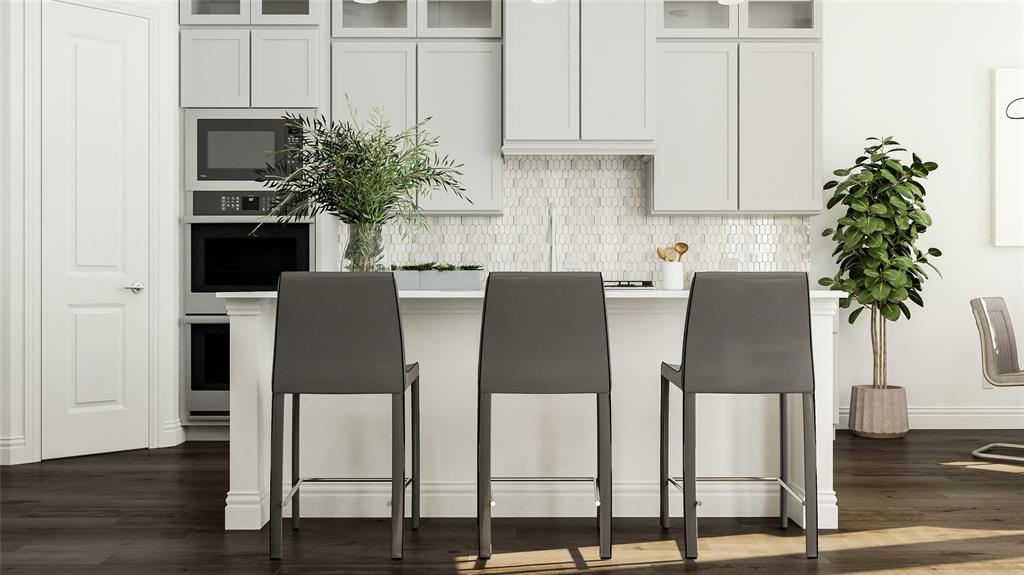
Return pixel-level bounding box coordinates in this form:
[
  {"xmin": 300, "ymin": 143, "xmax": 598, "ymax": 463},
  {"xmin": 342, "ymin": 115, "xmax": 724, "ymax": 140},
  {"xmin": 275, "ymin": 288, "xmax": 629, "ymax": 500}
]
[
  {"xmin": 281, "ymin": 476, "xmax": 414, "ymax": 508},
  {"xmin": 667, "ymin": 476, "xmax": 806, "ymax": 505}
]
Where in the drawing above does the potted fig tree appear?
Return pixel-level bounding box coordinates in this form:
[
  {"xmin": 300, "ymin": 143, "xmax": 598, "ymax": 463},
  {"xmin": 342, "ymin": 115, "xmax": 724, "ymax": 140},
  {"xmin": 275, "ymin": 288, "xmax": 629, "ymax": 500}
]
[
  {"xmin": 819, "ymin": 137, "xmax": 941, "ymax": 438},
  {"xmin": 258, "ymin": 108, "xmax": 468, "ymax": 271}
]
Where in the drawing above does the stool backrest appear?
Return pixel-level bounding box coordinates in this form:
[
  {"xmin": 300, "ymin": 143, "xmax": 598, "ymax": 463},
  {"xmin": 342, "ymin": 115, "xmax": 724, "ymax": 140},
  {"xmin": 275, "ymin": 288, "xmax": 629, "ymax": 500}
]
[
  {"xmin": 272, "ymin": 272, "xmax": 406, "ymax": 394},
  {"xmin": 479, "ymin": 272, "xmax": 611, "ymax": 394},
  {"xmin": 971, "ymin": 297, "xmax": 1021, "ymax": 380},
  {"xmin": 682, "ymin": 272, "xmax": 814, "ymax": 394}
]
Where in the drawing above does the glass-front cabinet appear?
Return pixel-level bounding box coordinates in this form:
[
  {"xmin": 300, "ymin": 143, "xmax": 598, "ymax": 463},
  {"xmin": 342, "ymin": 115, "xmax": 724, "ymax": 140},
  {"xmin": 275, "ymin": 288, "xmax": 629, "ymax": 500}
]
[
  {"xmin": 332, "ymin": 0, "xmax": 500, "ymax": 38},
  {"xmin": 181, "ymin": 0, "xmax": 319, "ymax": 25},
  {"xmin": 658, "ymin": 0, "xmax": 820, "ymax": 38},
  {"xmin": 740, "ymin": 0, "xmax": 820, "ymax": 37},
  {"xmin": 660, "ymin": 0, "xmax": 738, "ymax": 38},
  {"xmin": 332, "ymin": 0, "xmax": 416, "ymax": 37},
  {"xmin": 418, "ymin": 0, "xmax": 501, "ymax": 38}
]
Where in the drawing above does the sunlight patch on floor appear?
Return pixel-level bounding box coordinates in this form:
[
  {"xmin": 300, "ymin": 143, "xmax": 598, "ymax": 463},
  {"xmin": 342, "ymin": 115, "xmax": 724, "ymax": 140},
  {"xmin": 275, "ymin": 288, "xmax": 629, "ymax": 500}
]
[{"xmin": 941, "ymin": 460, "xmax": 1024, "ymax": 474}]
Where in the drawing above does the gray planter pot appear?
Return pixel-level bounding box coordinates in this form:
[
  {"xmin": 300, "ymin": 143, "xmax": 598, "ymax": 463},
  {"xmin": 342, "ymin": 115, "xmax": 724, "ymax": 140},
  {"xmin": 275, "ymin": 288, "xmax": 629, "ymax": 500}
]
[
  {"xmin": 419, "ymin": 270, "xmax": 483, "ymax": 291},
  {"xmin": 849, "ymin": 384, "xmax": 909, "ymax": 439},
  {"xmin": 393, "ymin": 270, "xmax": 420, "ymax": 290}
]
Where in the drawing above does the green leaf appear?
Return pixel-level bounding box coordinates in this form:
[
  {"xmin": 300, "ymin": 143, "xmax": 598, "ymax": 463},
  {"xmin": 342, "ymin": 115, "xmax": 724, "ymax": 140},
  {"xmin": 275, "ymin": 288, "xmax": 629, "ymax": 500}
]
[
  {"xmin": 909, "ymin": 210, "xmax": 933, "ymax": 227},
  {"xmin": 922, "ymin": 161, "xmax": 938, "ymax": 171},
  {"xmin": 927, "ymin": 247, "xmax": 942, "ymax": 257},
  {"xmin": 869, "ymin": 203, "xmax": 890, "ymax": 216},
  {"xmin": 826, "ymin": 194, "xmax": 847, "ymax": 210},
  {"xmin": 850, "ymin": 198, "xmax": 869, "ymax": 212},
  {"xmin": 833, "ymin": 168, "xmax": 850, "ymax": 177},
  {"xmin": 863, "ymin": 269, "xmax": 879, "ymax": 278},
  {"xmin": 848, "ymin": 306, "xmax": 866, "ymax": 324},
  {"xmin": 823, "ymin": 180, "xmax": 839, "ymax": 190},
  {"xmin": 881, "ymin": 304, "xmax": 901, "ymax": 322},
  {"xmin": 884, "ymin": 159, "xmax": 904, "ymax": 173},
  {"xmin": 817, "ymin": 277, "xmax": 833, "ymax": 287},
  {"xmin": 908, "ymin": 290, "xmax": 924, "ymax": 306},
  {"xmin": 898, "ymin": 302, "xmax": 912, "ymax": 319},
  {"xmin": 871, "ymin": 282, "xmax": 891, "ymax": 301}
]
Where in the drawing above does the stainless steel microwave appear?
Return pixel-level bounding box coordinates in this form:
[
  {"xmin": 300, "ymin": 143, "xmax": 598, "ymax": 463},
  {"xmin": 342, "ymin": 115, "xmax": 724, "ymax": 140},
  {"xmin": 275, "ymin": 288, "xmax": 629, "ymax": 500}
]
[{"xmin": 185, "ymin": 108, "xmax": 313, "ymax": 191}]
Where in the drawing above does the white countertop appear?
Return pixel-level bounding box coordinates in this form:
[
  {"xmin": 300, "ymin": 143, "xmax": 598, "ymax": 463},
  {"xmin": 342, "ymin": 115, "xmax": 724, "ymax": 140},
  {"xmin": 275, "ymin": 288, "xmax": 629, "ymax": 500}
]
[{"xmin": 217, "ymin": 289, "xmax": 845, "ymax": 300}]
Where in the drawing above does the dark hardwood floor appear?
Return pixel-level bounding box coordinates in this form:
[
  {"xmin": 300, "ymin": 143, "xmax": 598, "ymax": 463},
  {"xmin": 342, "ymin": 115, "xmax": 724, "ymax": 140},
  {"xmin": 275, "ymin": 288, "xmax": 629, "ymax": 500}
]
[{"xmin": 4, "ymin": 431, "xmax": 1024, "ymax": 574}]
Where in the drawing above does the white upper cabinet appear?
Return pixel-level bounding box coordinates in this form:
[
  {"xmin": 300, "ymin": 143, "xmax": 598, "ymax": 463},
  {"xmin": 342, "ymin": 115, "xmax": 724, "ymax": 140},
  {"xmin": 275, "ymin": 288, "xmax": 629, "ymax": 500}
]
[
  {"xmin": 503, "ymin": 0, "xmax": 579, "ymax": 142},
  {"xmin": 332, "ymin": 0, "xmax": 416, "ymax": 37},
  {"xmin": 738, "ymin": 42, "xmax": 821, "ymax": 212},
  {"xmin": 649, "ymin": 43, "xmax": 737, "ymax": 213},
  {"xmin": 252, "ymin": 0, "xmax": 320, "ymax": 25},
  {"xmin": 181, "ymin": 0, "xmax": 251, "ymax": 25},
  {"xmin": 180, "ymin": 29, "xmax": 251, "ymax": 107},
  {"xmin": 182, "ymin": 0, "xmax": 319, "ymax": 25},
  {"xmin": 331, "ymin": 42, "xmax": 416, "ymax": 134},
  {"xmin": 251, "ymin": 29, "xmax": 320, "ymax": 108},
  {"xmin": 740, "ymin": 0, "xmax": 821, "ymax": 38},
  {"xmin": 504, "ymin": 0, "xmax": 655, "ymax": 153},
  {"xmin": 580, "ymin": 0, "xmax": 656, "ymax": 141},
  {"xmin": 659, "ymin": 0, "xmax": 738, "ymax": 38},
  {"xmin": 418, "ymin": 0, "xmax": 501, "ymax": 37},
  {"xmin": 417, "ymin": 42, "xmax": 502, "ymax": 213}
]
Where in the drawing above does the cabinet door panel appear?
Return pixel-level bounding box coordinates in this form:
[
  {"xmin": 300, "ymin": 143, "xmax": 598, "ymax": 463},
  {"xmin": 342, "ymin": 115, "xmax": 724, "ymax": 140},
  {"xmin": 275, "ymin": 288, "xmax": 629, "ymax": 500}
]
[
  {"xmin": 180, "ymin": 29, "xmax": 250, "ymax": 108},
  {"xmin": 651, "ymin": 43, "xmax": 737, "ymax": 212},
  {"xmin": 740, "ymin": 0, "xmax": 821, "ymax": 38},
  {"xmin": 251, "ymin": 29, "xmax": 319, "ymax": 108},
  {"xmin": 331, "ymin": 42, "xmax": 416, "ymax": 134},
  {"xmin": 417, "ymin": 0, "xmax": 501, "ymax": 38},
  {"xmin": 418, "ymin": 42, "xmax": 502, "ymax": 213},
  {"xmin": 581, "ymin": 0, "xmax": 656, "ymax": 140},
  {"xmin": 504, "ymin": 0, "xmax": 579, "ymax": 141},
  {"xmin": 738, "ymin": 42, "xmax": 821, "ymax": 212}
]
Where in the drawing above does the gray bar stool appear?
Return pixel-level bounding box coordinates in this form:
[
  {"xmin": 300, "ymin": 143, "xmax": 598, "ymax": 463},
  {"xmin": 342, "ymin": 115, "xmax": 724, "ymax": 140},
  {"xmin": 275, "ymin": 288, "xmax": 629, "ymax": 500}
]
[
  {"xmin": 659, "ymin": 272, "xmax": 817, "ymax": 559},
  {"xmin": 970, "ymin": 297, "xmax": 1024, "ymax": 462},
  {"xmin": 477, "ymin": 272, "xmax": 613, "ymax": 560},
  {"xmin": 269, "ymin": 272, "xmax": 420, "ymax": 560}
]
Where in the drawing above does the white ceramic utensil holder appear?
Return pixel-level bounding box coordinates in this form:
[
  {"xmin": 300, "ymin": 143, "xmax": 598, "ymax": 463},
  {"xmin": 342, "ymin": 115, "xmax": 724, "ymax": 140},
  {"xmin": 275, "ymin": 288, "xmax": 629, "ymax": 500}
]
[{"xmin": 661, "ymin": 262, "xmax": 685, "ymax": 291}]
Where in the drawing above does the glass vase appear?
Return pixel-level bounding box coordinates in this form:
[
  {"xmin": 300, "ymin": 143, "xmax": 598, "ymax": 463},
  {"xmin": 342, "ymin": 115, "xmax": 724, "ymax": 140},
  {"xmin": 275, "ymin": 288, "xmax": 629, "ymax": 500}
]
[{"xmin": 343, "ymin": 222, "xmax": 386, "ymax": 272}]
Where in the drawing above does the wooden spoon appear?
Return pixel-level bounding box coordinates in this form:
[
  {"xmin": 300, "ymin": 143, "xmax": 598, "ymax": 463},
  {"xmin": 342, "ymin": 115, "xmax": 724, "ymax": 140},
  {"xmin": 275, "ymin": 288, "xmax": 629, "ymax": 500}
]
[
  {"xmin": 656, "ymin": 246, "xmax": 668, "ymax": 261},
  {"xmin": 674, "ymin": 242, "xmax": 689, "ymax": 256}
]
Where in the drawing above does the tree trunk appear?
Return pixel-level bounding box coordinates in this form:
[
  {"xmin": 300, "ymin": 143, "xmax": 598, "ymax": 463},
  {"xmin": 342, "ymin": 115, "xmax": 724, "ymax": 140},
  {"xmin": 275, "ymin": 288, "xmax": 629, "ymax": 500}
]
[
  {"xmin": 881, "ymin": 315, "xmax": 888, "ymax": 389},
  {"xmin": 870, "ymin": 305, "xmax": 880, "ymax": 388}
]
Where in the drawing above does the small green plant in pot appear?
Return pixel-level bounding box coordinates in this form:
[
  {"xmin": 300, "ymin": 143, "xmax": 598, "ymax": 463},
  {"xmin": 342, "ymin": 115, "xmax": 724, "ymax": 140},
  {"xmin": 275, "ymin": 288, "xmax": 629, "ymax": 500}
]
[
  {"xmin": 259, "ymin": 108, "xmax": 467, "ymax": 271},
  {"xmin": 819, "ymin": 137, "xmax": 941, "ymax": 439}
]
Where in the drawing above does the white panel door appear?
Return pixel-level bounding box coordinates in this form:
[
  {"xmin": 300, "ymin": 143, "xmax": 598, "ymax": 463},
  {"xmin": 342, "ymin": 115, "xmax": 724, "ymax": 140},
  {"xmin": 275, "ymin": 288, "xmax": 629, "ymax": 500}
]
[
  {"xmin": 739, "ymin": 42, "xmax": 821, "ymax": 212},
  {"xmin": 417, "ymin": 42, "xmax": 502, "ymax": 213},
  {"xmin": 42, "ymin": 0, "xmax": 151, "ymax": 459},
  {"xmin": 180, "ymin": 29, "xmax": 250, "ymax": 108},
  {"xmin": 651, "ymin": 43, "xmax": 737, "ymax": 212},
  {"xmin": 331, "ymin": 41, "xmax": 416, "ymax": 133},
  {"xmin": 503, "ymin": 0, "xmax": 579, "ymax": 141},
  {"xmin": 581, "ymin": 0, "xmax": 656, "ymax": 140},
  {"xmin": 251, "ymin": 29, "xmax": 319, "ymax": 108}
]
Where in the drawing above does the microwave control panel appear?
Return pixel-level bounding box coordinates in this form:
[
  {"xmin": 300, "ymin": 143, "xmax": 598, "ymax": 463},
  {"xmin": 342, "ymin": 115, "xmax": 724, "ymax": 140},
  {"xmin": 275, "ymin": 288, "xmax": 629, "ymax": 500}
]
[{"xmin": 192, "ymin": 191, "xmax": 276, "ymax": 216}]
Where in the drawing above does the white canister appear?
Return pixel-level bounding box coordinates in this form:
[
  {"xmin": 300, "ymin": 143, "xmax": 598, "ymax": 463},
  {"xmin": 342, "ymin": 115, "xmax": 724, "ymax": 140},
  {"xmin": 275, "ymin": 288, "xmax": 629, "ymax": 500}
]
[{"xmin": 661, "ymin": 261, "xmax": 685, "ymax": 291}]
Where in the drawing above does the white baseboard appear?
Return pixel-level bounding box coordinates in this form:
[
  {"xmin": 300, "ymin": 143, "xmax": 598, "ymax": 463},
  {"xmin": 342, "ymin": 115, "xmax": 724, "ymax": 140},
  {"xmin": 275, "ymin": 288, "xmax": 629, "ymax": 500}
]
[
  {"xmin": 159, "ymin": 419, "xmax": 186, "ymax": 447},
  {"xmin": 0, "ymin": 436, "xmax": 32, "ymax": 465},
  {"xmin": 262, "ymin": 481, "xmax": 838, "ymax": 530},
  {"xmin": 184, "ymin": 425, "xmax": 229, "ymax": 442},
  {"xmin": 838, "ymin": 406, "xmax": 1024, "ymax": 430}
]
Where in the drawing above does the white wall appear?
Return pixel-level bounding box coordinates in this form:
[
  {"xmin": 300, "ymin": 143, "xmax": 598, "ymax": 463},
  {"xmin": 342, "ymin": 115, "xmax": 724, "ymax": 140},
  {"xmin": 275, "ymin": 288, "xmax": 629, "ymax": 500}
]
[{"xmin": 812, "ymin": 0, "xmax": 1024, "ymax": 428}]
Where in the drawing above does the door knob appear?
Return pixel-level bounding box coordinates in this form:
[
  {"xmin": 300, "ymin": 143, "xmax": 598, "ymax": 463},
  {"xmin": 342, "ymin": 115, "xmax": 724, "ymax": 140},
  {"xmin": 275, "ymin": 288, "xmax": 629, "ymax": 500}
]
[{"xmin": 124, "ymin": 281, "xmax": 146, "ymax": 294}]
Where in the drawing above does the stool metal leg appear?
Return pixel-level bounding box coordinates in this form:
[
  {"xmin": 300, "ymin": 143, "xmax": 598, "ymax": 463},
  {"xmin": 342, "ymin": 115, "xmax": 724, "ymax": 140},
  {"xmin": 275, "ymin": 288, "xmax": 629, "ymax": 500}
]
[
  {"xmin": 780, "ymin": 393, "xmax": 789, "ymax": 530},
  {"xmin": 659, "ymin": 377, "xmax": 670, "ymax": 530},
  {"xmin": 682, "ymin": 392, "xmax": 698, "ymax": 560},
  {"xmin": 291, "ymin": 394, "xmax": 300, "ymax": 532},
  {"xmin": 478, "ymin": 392, "xmax": 492, "ymax": 559},
  {"xmin": 391, "ymin": 393, "xmax": 405, "ymax": 560},
  {"xmin": 269, "ymin": 393, "xmax": 284, "ymax": 560},
  {"xmin": 802, "ymin": 393, "xmax": 818, "ymax": 559},
  {"xmin": 597, "ymin": 392, "xmax": 612, "ymax": 560},
  {"xmin": 412, "ymin": 377, "xmax": 421, "ymax": 530}
]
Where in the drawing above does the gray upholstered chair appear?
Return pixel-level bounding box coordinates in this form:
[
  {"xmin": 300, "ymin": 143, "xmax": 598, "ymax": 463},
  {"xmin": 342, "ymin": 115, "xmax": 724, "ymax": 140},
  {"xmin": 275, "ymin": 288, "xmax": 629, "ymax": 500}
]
[
  {"xmin": 269, "ymin": 272, "xmax": 420, "ymax": 560},
  {"xmin": 660, "ymin": 272, "xmax": 818, "ymax": 559},
  {"xmin": 970, "ymin": 297, "xmax": 1024, "ymax": 463},
  {"xmin": 477, "ymin": 272, "xmax": 613, "ymax": 560}
]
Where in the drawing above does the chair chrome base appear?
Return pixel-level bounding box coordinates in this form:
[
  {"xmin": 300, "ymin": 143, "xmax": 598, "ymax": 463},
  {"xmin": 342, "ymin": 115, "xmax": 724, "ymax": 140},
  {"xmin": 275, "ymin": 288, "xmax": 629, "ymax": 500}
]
[{"xmin": 972, "ymin": 443, "xmax": 1024, "ymax": 464}]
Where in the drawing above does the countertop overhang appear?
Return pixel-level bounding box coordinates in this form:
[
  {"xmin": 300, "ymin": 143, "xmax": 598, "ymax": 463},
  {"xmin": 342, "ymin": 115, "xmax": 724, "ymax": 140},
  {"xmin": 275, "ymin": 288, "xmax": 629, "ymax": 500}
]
[{"xmin": 217, "ymin": 289, "xmax": 846, "ymax": 300}]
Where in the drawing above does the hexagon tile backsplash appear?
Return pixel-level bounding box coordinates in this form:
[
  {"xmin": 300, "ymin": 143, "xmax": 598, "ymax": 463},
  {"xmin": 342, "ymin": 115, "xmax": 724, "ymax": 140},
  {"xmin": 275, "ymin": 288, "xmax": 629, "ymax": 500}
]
[{"xmin": 364, "ymin": 156, "xmax": 811, "ymax": 287}]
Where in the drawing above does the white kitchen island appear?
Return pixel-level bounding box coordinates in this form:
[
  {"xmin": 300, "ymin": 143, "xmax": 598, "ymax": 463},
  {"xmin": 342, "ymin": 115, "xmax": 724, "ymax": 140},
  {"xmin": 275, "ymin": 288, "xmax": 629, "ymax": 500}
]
[{"xmin": 219, "ymin": 289, "xmax": 843, "ymax": 532}]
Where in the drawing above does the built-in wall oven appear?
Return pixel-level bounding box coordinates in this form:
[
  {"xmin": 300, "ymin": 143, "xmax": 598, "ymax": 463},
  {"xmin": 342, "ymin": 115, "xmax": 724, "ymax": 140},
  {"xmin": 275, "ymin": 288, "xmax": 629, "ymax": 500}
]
[
  {"xmin": 185, "ymin": 108, "xmax": 311, "ymax": 191},
  {"xmin": 182, "ymin": 187, "xmax": 315, "ymax": 424}
]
